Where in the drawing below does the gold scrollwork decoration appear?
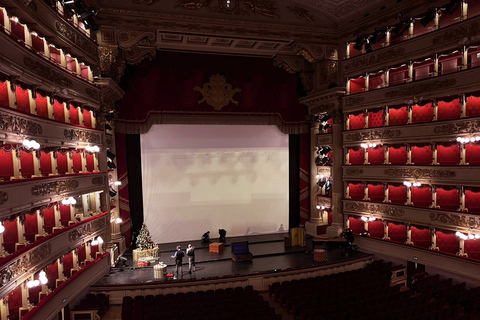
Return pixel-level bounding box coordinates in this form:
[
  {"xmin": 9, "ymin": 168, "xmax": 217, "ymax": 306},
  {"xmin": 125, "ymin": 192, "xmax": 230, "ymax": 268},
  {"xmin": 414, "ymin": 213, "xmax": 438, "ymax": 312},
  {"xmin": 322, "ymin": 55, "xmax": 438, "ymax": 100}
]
[
  {"xmin": 346, "ymin": 129, "xmax": 401, "ymax": 141},
  {"xmin": 434, "ymin": 120, "xmax": 480, "ymax": 135},
  {"xmin": 31, "ymin": 180, "xmax": 79, "ymax": 196},
  {"xmin": 194, "ymin": 75, "xmax": 241, "ymax": 111},
  {"xmin": 92, "ymin": 176, "xmax": 105, "ymax": 185},
  {"xmin": 429, "ymin": 212, "xmax": 479, "ymax": 229},
  {"xmin": 385, "ymin": 79, "xmax": 457, "ymax": 99},
  {"xmin": 344, "ymin": 48, "xmax": 405, "ymax": 71},
  {"xmin": 68, "ymin": 215, "xmax": 107, "ymax": 242},
  {"xmin": 0, "ymin": 111, "xmax": 42, "ymax": 135},
  {"xmin": 29, "ymin": 243, "xmax": 52, "ymax": 265},
  {"xmin": 384, "ymin": 168, "xmax": 456, "ymax": 179},
  {"xmin": 55, "ymin": 21, "xmax": 97, "ymax": 57},
  {"xmin": 64, "ymin": 129, "xmax": 101, "ymax": 144},
  {"xmin": 344, "ymin": 202, "xmax": 405, "ymax": 217},
  {"xmin": 433, "ymin": 22, "xmax": 480, "ymax": 45},
  {"xmin": 24, "ymin": 57, "xmax": 73, "ymax": 88},
  {"xmin": 345, "ymin": 168, "xmax": 363, "ymax": 176},
  {"xmin": 0, "ymin": 191, "xmax": 8, "ymax": 205}
]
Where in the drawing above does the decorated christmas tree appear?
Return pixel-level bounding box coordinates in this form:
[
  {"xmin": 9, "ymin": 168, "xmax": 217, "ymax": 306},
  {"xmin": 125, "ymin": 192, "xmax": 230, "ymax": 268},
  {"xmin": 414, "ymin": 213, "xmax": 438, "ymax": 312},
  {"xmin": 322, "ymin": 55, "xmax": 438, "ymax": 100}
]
[{"xmin": 136, "ymin": 222, "xmax": 155, "ymax": 250}]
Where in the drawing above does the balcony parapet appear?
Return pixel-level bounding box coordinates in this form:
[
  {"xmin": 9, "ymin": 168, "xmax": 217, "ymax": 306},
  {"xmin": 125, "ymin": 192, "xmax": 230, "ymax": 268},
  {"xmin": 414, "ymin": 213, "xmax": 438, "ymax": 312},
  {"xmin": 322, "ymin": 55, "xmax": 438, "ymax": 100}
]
[
  {"xmin": 343, "ymin": 117, "xmax": 480, "ymax": 146},
  {"xmin": 343, "ymin": 165, "xmax": 479, "ymax": 187},
  {"xmin": 1, "ymin": 0, "xmax": 98, "ymax": 66},
  {"xmin": 343, "ymin": 199, "xmax": 480, "ymax": 233},
  {"xmin": 0, "ymin": 212, "xmax": 109, "ymax": 299},
  {"xmin": 343, "ymin": 68, "xmax": 480, "ymax": 112},
  {"xmin": 0, "ymin": 31, "xmax": 101, "ymax": 108},
  {"xmin": 0, "ymin": 172, "xmax": 107, "ymax": 217},
  {"xmin": 342, "ymin": 16, "xmax": 480, "ymax": 77}
]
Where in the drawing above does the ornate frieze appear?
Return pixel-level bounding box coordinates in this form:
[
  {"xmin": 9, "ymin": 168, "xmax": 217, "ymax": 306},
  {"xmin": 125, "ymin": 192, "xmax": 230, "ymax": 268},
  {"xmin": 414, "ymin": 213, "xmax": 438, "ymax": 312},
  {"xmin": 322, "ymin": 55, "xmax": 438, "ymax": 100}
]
[
  {"xmin": 433, "ymin": 22, "xmax": 480, "ymax": 45},
  {"xmin": 194, "ymin": 75, "xmax": 241, "ymax": 111},
  {"xmin": 310, "ymin": 103, "xmax": 335, "ymax": 115},
  {"xmin": 174, "ymin": 0, "xmax": 279, "ymax": 18},
  {"xmin": 31, "ymin": 180, "xmax": 79, "ymax": 196},
  {"xmin": 434, "ymin": 120, "xmax": 480, "ymax": 135},
  {"xmin": 346, "ymin": 129, "xmax": 401, "ymax": 141},
  {"xmin": 344, "ymin": 202, "xmax": 405, "ymax": 217},
  {"xmin": 24, "ymin": 57, "xmax": 73, "ymax": 88},
  {"xmin": 316, "ymin": 167, "xmax": 331, "ymax": 176},
  {"xmin": 0, "ymin": 111, "xmax": 42, "ymax": 135},
  {"xmin": 273, "ymin": 55, "xmax": 305, "ymax": 74},
  {"xmin": 64, "ymin": 129, "xmax": 102, "ymax": 144},
  {"xmin": 0, "ymin": 191, "xmax": 8, "ymax": 205},
  {"xmin": 287, "ymin": 6, "xmax": 314, "ymax": 21},
  {"xmin": 92, "ymin": 176, "xmax": 105, "ymax": 185},
  {"xmin": 68, "ymin": 215, "xmax": 107, "ymax": 242},
  {"xmin": 294, "ymin": 43, "xmax": 324, "ymax": 62},
  {"xmin": 55, "ymin": 21, "xmax": 97, "ymax": 57},
  {"xmin": 344, "ymin": 96, "xmax": 365, "ymax": 107},
  {"xmin": 344, "ymin": 48, "xmax": 405, "ymax": 71},
  {"xmin": 345, "ymin": 168, "xmax": 363, "ymax": 176},
  {"xmin": 85, "ymin": 88, "xmax": 100, "ymax": 101},
  {"xmin": 299, "ymin": 71, "xmax": 313, "ymax": 92},
  {"xmin": 384, "ymin": 168, "xmax": 456, "ymax": 179},
  {"xmin": 385, "ymin": 79, "xmax": 457, "ymax": 99},
  {"xmin": 429, "ymin": 212, "xmax": 479, "ymax": 229}
]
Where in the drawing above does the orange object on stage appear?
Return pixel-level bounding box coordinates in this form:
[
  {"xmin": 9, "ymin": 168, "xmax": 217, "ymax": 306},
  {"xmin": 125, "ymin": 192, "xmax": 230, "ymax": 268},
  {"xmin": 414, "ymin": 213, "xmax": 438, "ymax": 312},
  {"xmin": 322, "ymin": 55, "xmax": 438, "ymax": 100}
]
[{"xmin": 209, "ymin": 242, "xmax": 224, "ymax": 253}]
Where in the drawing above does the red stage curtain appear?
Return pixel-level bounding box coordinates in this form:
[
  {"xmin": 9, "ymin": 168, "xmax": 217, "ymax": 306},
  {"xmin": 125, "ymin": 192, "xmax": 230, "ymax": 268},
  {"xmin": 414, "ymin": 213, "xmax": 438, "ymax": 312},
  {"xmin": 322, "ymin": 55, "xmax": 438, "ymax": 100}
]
[
  {"xmin": 466, "ymin": 95, "xmax": 480, "ymax": 117},
  {"xmin": 437, "ymin": 98, "xmax": 461, "ymax": 120},
  {"xmin": 369, "ymin": 72, "xmax": 385, "ymax": 90},
  {"xmin": 389, "ymin": 145, "xmax": 407, "ymax": 164},
  {"xmin": 46, "ymin": 261, "xmax": 58, "ymax": 289},
  {"xmin": 77, "ymin": 244, "xmax": 87, "ymax": 262},
  {"xmin": 436, "ymin": 187, "xmax": 460, "ymax": 211},
  {"xmin": 40, "ymin": 151, "xmax": 52, "ymax": 176},
  {"xmin": 20, "ymin": 150, "xmax": 34, "ymax": 178},
  {"xmin": 69, "ymin": 104, "xmax": 79, "ymax": 125},
  {"xmin": 8, "ymin": 286, "xmax": 22, "ymax": 320},
  {"xmin": 59, "ymin": 204, "xmax": 71, "ymax": 227},
  {"xmin": 28, "ymin": 274, "xmax": 42, "ymax": 305},
  {"xmin": 57, "ymin": 152, "xmax": 68, "ymax": 174},
  {"xmin": 465, "ymin": 189, "xmax": 480, "ymax": 214},
  {"xmin": 348, "ymin": 113, "xmax": 365, "ymax": 130},
  {"xmin": 368, "ymin": 146, "xmax": 384, "ymax": 164},
  {"xmin": 0, "ymin": 147, "xmax": 14, "ymax": 181},
  {"xmin": 24, "ymin": 212, "xmax": 38, "ymax": 243},
  {"xmin": 412, "ymin": 103, "xmax": 433, "ymax": 123},
  {"xmin": 348, "ymin": 148, "xmax": 364, "ymax": 165},
  {"xmin": 115, "ymin": 133, "xmax": 131, "ymax": 247},
  {"xmin": 411, "ymin": 145, "xmax": 432, "ymax": 165},
  {"xmin": 465, "ymin": 143, "xmax": 480, "ymax": 165},
  {"xmin": 53, "ymin": 99, "xmax": 65, "ymax": 123},
  {"xmin": 367, "ymin": 109, "xmax": 384, "ymax": 128},
  {"xmin": 72, "ymin": 150, "xmax": 82, "ymax": 173},
  {"xmin": 388, "ymin": 222, "xmax": 407, "ymax": 243},
  {"xmin": 368, "ymin": 220, "xmax": 384, "ymax": 239},
  {"xmin": 348, "ymin": 216, "xmax": 365, "ymax": 234},
  {"xmin": 411, "ymin": 226, "xmax": 431, "ymax": 248},
  {"xmin": 436, "ymin": 230, "xmax": 459, "ymax": 254},
  {"xmin": 349, "ymin": 77, "xmax": 365, "ymax": 94},
  {"xmin": 63, "ymin": 252, "xmax": 74, "ymax": 278},
  {"xmin": 2, "ymin": 219, "xmax": 18, "ymax": 254},
  {"xmin": 349, "ymin": 183, "xmax": 364, "ymax": 200},
  {"xmin": 464, "ymin": 239, "xmax": 480, "ymax": 260},
  {"xmin": 85, "ymin": 153, "xmax": 94, "ymax": 172},
  {"xmin": 388, "ymin": 106, "xmax": 408, "ymax": 126},
  {"xmin": 367, "ymin": 184, "xmax": 384, "ymax": 202},
  {"xmin": 43, "ymin": 207, "xmax": 56, "ymax": 234},
  {"xmin": 388, "ymin": 185, "xmax": 407, "ymax": 204},
  {"xmin": 36, "ymin": 94, "xmax": 49, "ymax": 119},
  {"xmin": 0, "ymin": 80, "xmax": 9, "ymax": 108},
  {"xmin": 411, "ymin": 186, "xmax": 432, "ymax": 207},
  {"xmin": 83, "ymin": 109, "xmax": 92, "ymax": 128},
  {"xmin": 437, "ymin": 144, "xmax": 460, "ymax": 165},
  {"xmin": 15, "ymin": 86, "xmax": 30, "ymax": 114}
]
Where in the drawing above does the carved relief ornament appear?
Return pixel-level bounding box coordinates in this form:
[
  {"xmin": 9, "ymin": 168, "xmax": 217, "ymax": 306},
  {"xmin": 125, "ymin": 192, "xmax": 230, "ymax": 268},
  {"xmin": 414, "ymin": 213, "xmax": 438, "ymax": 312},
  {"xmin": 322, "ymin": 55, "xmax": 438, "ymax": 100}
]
[
  {"xmin": 346, "ymin": 129, "xmax": 401, "ymax": 141},
  {"xmin": 92, "ymin": 176, "xmax": 105, "ymax": 185},
  {"xmin": 117, "ymin": 31, "xmax": 157, "ymax": 65},
  {"xmin": 344, "ymin": 48, "xmax": 405, "ymax": 71},
  {"xmin": 344, "ymin": 201, "xmax": 405, "ymax": 217},
  {"xmin": 344, "ymin": 96, "xmax": 365, "ymax": 107},
  {"xmin": 433, "ymin": 22, "xmax": 480, "ymax": 45},
  {"xmin": 384, "ymin": 168, "xmax": 456, "ymax": 179},
  {"xmin": 68, "ymin": 215, "xmax": 107, "ymax": 242},
  {"xmin": 273, "ymin": 55, "xmax": 305, "ymax": 74},
  {"xmin": 31, "ymin": 180, "xmax": 79, "ymax": 196},
  {"xmin": 385, "ymin": 79, "xmax": 457, "ymax": 99},
  {"xmin": 24, "ymin": 57, "xmax": 73, "ymax": 88},
  {"xmin": 429, "ymin": 212, "xmax": 479, "ymax": 229},
  {"xmin": 174, "ymin": 0, "xmax": 279, "ymax": 18},
  {"xmin": 64, "ymin": 129, "xmax": 101, "ymax": 144},
  {"xmin": 434, "ymin": 120, "xmax": 480, "ymax": 135},
  {"xmin": 294, "ymin": 43, "xmax": 325, "ymax": 62},
  {"xmin": 345, "ymin": 168, "xmax": 363, "ymax": 176},
  {"xmin": 194, "ymin": 74, "xmax": 241, "ymax": 111},
  {"xmin": 55, "ymin": 21, "xmax": 97, "ymax": 57},
  {"xmin": 0, "ymin": 111, "xmax": 42, "ymax": 135},
  {"xmin": 0, "ymin": 191, "xmax": 8, "ymax": 205}
]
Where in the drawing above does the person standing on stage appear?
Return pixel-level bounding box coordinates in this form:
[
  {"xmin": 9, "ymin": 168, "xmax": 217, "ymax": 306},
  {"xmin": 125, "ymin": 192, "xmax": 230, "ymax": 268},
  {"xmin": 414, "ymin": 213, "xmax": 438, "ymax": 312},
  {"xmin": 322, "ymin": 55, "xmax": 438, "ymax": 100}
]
[
  {"xmin": 171, "ymin": 245, "xmax": 185, "ymax": 279},
  {"xmin": 186, "ymin": 244, "xmax": 195, "ymax": 274}
]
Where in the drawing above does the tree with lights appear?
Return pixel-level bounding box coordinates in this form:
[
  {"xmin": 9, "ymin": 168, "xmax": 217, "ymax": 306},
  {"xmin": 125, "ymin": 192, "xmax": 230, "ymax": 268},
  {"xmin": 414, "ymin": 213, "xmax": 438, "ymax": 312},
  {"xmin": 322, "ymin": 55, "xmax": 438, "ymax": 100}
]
[{"xmin": 136, "ymin": 222, "xmax": 155, "ymax": 250}]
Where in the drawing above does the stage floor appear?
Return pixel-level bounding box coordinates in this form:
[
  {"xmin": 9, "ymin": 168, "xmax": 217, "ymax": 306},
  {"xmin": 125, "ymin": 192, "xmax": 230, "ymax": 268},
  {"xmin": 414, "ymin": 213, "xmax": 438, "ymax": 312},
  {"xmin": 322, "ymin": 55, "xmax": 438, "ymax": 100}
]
[{"xmin": 93, "ymin": 233, "xmax": 370, "ymax": 287}]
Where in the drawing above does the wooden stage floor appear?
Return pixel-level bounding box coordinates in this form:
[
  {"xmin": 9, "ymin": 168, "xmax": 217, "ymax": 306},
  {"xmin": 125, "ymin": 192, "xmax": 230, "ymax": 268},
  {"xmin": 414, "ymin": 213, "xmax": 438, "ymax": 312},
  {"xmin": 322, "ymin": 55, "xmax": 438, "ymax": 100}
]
[{"xmin": 92, "ymin": 233, "xmax": 371, "ymax": 287}]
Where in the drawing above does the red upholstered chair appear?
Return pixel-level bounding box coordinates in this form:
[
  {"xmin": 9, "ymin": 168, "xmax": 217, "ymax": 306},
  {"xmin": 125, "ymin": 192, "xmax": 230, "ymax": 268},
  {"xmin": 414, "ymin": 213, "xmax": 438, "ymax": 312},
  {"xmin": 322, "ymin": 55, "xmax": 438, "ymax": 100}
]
[
  {"xmin": 464, "ymin": 239, "xmax": 480, "ymax": 260},
  {"xmin": 0, "ymin": 79, "xmax": 10, "ymax": 108},
  {"xmin": 388, "ymin": 223, "xmax": 407, "ymax": 243},
  {"xmin": 436, "ymin": 188, "xmax": 460, "ymax": 211},
  {"xmin": 388, "ymin": 145, "xmax": 407, "ymax": 164},
  {"xmin": 367, "ymin": 146, "xmax": 384, "ymax": 164},
  {"xmin": 42, "ymin": 207, "xmax": 56, "ymax": 234},
  {"xmin": 367, "ymin": 109, "xmax": 384, "ymax": 128},
  {"xmin": 56, "ymin": 152, "xmax": 68, "ymax": 175},
  {"xmin": 437, "ymin": 144, "xmax": 460, "ymax": 165},
  {"xmin": 69, "ymin": 104, "xmax": 80, "ymax": 125},
  {"xmin": 367, "ymin": 184, "xmax": 384, "ymax": 202},
  {"xmin": 36, "ymin": 94, "xmax": 49, "ymax": 119},
  {"xmin": 63, "ymin": 252, "xmax": 74, "ymax": 278},
  {"xmin": 77, "ymin": 244, "xmax": 87, "ymax": 263},
  {"xmin": 368, "ymin": 72, "xmax": 385, "ymax": 90},
  {"xmin": 53, "ymin": 99, "xmax": 66, "ymax": 123},
  {"xmin": 388, "ymin": 185, "xmax": 407, "ymax": 204},
  {"xmin": 0, "ymin": 146, "xmax": 14, "ymax": 182},
  {"xmin": 436, "ymin": 230, "xmax": 459, "ymax": 254},
  {"xmin": 46, "ymin": 261, "xmax": 59, "ymax": 290},
  {"xmin": 24, "ymin": 211, "xmax": 39, "ymax": 243},
  {"xmin": 348, "ymin": 216, "xmax": 365, "ymax": 234},
  {"xmin": 388, "ymin": 106, "xmax": 408, "ymax": 126},
  {"xmin": 368, "ymin": 220, "xmax": 384, "ymax": 239},
  {"xmin": 83, "ymin": 109, "xmax": 92, "ymax": 128},
  {"xmin": 411, "ymin": 186, "xmax": 432, "ymax": 208},
  {"xmin": 40, "ymin": 151, "xmax": 53, "ymax": 176},
  {"xmin": 86, "ymin": 153, "xmax": 95, "ymax": 172},
  {"xmin": 59, "ymin": 204, "xmax": 72, "ymax": 227},
  {"xmin": 349, "ymin": 77, "xmax": 365, "ymax": 94},
  {"xmin": 348, "ymin": 113, "xmax": 365, "ymax": 130},
  {"xmin": 465, "ymin": 143, "xmax": 480, "ymax": 165},
  {"xmin": 348, "ymin": 148, "xmax": 364, "ymax": 165},
  {"xmin": 411, "ymin": 226, "xmax": 431, "ymax": 248},
  {"xmin": 20, "ymin": 150, "xmax": 35, "ymax": 178},
  {"xmin": 437, "ymin": 98, "xmax": 461, "ymax": 121},
  {"xmin": 411, "ymin": 145, "xmax": 433, "ymax": 165},
  {"xmin": 465, "ymin": 189, "xmax": 480, "ymax": 214},
  {"xmin": 466, "ymin": 95, "xmax": 480, "ymax": 117},
  {"xmin": 72, "ymin": 150, "xmax": 83, "ymax": 173},
  {"xmin": 15, "ymin": 85, "xmax": 31, "ymax": 114},
  {"xmin": 8, "ymin": 286, "xmax": 22, "ymax": 320},
  {"xmin": 2, "ymin": 219, "xmax": 19, "ymax": 254},
  {"xmin": 349, "ymin": 183, "xmax": 364, "ymax": 200},
  {"xmin": 411, "ymin": 103, "xmax": 433, "ymax": 123}
]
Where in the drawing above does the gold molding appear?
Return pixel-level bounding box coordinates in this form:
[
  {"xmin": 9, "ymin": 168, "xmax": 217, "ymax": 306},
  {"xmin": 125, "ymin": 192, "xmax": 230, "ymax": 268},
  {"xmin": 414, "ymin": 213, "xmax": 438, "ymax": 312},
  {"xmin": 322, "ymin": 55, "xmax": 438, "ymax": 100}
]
[
  {"xmin": 429, "ymin": 212, "xmax": 479, "ymax": 229},
  {"xmin": 64, "ymin": 129, "xmax": 102, "ymax": 144},
  {"xmin": 344, "ymin": 201, "xmax": 405, "ymax": 217},
  {"xmin": 68, "ymin": 215, "xmax": 107, "ymax": 242},
  {"xmin": 31, "ymin": 180, "xmax": 79, "ymax": 196},
  {"xmin": 434, "ymin": 120, "xmax": 480, "ymax": 135},
  {"xmin": 385, "ymin": 79, "xmax": 457, "ymax": 99},
  {"xmin": 0, "ymin": 111, "xmax": 42, "ymax": 135},
  {"xmin": 383, "ymin": 168, "xmax": 456, "ymax": 179},
  {"xmin": 345, "ymin": 129, "xmax": 401, "ymax": 141},
  {"xmin": 345, "ymin": 168, "xmax": 363, "ymax": 176},
  {"xmin": 194, "ymin": 75, "xmax": 241, "ymax": 111}
]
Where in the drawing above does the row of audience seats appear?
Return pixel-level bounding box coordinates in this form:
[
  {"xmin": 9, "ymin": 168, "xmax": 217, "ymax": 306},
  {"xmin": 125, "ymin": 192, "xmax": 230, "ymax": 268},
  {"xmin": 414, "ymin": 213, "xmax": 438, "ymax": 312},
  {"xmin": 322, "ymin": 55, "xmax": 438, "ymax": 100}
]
[
  {"xmin": 70, "ymin": 293, "xmax": 109, "ymax": 319},
  {"xmin": 269, "ymin": 260, "xmax": 480, "ymax": 320},
  {"xmin": 121, "ymin": 286, "xmax": 281, "ymax": 320}
]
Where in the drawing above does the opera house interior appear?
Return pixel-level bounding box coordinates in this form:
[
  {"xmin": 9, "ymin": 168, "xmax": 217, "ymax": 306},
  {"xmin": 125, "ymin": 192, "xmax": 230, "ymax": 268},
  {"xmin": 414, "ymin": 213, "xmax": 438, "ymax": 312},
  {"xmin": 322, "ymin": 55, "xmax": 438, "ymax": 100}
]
[{"xmin": 0, "ymin": 0, "xmax": 480, "ymax": 319}]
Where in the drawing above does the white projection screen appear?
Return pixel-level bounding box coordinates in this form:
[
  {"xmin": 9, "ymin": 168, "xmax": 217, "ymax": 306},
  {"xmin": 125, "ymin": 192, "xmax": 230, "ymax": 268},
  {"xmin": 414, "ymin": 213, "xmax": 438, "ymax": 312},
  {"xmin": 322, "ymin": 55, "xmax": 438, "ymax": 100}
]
[{"xmin": 141, "ymin": 124, "xmax": 289, "ymax": 244}]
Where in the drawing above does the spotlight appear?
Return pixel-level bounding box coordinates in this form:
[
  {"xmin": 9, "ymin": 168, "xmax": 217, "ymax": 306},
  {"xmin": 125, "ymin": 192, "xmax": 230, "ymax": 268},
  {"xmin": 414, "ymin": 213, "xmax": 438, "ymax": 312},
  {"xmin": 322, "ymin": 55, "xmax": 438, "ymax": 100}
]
[
  {"xmin": 106, "ymin": 150, "xmax": 116, "ymax": 160},
  {"xmin": 105, "ymin": 123, "xmax": 113, "ymax": 131},
  {"xmin": 353, "ymin": 36, "xmax": 365, "ymax": 51},
  {"xmin": 107, "ymin": 161, "xmax": 117, "ymax": 169},
  {"xmin": 318, "ymin": 147, "xmax": 332, "ymax": 156},
  {"xmin": 105, "ymin": 112, "xmax": 114, "ymax": 122},
  {"xmin": 109, "ymin": 186, "xmax": 117, "ymax": 197},
  {"xmin": 321, "ymin": 123, "xmax": 333, "ymax": 131},
  {"xmin": 420, "ymin": 9, "xmax": 436, "ymax": 27}
]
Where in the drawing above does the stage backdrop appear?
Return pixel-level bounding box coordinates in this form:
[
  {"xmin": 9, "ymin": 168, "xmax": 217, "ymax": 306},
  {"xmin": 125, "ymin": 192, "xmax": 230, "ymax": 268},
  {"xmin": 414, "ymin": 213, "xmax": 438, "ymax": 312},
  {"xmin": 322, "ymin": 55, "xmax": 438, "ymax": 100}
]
[{"xmin": 141, "ymin": 124, "xmax": 289, "ymax": 243}]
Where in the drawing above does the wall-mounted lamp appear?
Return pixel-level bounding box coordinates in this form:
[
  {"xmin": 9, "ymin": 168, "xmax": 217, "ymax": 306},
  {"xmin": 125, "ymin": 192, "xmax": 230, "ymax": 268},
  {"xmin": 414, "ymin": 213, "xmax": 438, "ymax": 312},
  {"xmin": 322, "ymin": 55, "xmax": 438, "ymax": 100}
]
[
  {"xmin": 403, "ymin": 181, "xmax": 421, "ymax": 187},
  {"xmin": 457, "ymin": 136, "xmax": 480, "ymax": 144},
  {"xmin": 61, "ymin": 196, "xmax": 76, "ymax": 205},
  {"xmin": 361, "ymin": 143, "xmax": 377, "ymax": 149},
  {"xmin": 361, "ymin": 216, "xmax": 376, "ymax": 222},
  {"xmin": 115, "ymin": 218, "xmax": 122, "ymax": 224},
  {"xmin": 91, "ymin": 236, "xmax": 103, "ymax": 246},
  {"xmin": 0, "ymin": 222, "xmax": 4, "ymax": 234},
  {"xmin": 85, "ymin": 145, "xmax": 100, "ymax": 153},
  {"xmin": 23, "ymin": 139, "xmax": 40, "ymax": 150}
]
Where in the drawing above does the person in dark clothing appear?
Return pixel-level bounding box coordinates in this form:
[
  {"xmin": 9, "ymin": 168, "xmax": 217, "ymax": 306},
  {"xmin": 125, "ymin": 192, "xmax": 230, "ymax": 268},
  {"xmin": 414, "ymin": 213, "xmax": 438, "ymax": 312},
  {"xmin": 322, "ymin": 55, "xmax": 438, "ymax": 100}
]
[
  {"xmin": 171, "ymin": 245, "xmax": 185, "ymax": 279},
  {"xmin": 219, "ymin": 229, "xmax": 227, "ymax": 242},
  {"xmin": 201, "ymin": 231, "xmax": 210, "ymax": 243},
  {"xmin": 186, "ymin": 244, "xmax": 195, "ymax": 273}
]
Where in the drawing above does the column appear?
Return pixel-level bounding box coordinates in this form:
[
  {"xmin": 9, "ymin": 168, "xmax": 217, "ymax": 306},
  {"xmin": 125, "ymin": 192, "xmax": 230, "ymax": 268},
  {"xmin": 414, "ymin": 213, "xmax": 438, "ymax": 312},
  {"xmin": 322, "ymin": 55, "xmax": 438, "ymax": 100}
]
[
  {"xmin": 7, "ymin": 79, "xmax": 16, "ymax": 109},
  {"xmin": 17, "ymin": 215, "xmax": 26, "ymax": 245},
  {"xmin": 12, "ymin": 147, "xmax": 21, "ymax": 179},
  {"xmin": 385, "ymin": 106, "xmax": 390, "ymax": 126},
  {"xmin": 21, "ymin": 281, "xmax": 28, "ymax": 308},
  {"xmin": 51, "ymin": 151, "xmax": 58, "ymax": 175},
  {"xmin": 385, "ymin": 30, "xmax": 391, "ymax": 47},
  {"xmin": 408, "ymin": 20, "xmax": 414, "ymax": 39},
  {"xmin": 462, "ymin": 47, "xmax": 468, "ymax": 70},
  {"xmin": 85, "ymin": 242, "xmax": 93, "ymax": 262},
  {"xmin": 432, "ymin": 185, "xmax": 438, "ymax": 208},
  {"xmin": 346, "ymin": 79, "xmax": 350, "ymax": 95},
  {"xmin": 365, "ymin": 74, "xmax": 370, "ymax": 92},
  {"xmin": 93, "ymin": 153, "xmax": 99, "ymax": 172},
  {"xmin": 54, "ymin": 205, "xmax": 61, "ymax": 228},
  {"xmin": 69, "ymin": 204, "xmax": 75, "ymax": 225},
  {"xmin": 383, "ymin": 183, "xmax": 388, "ymax": 203},
  {"xmin": 37, "ymin": 209, "xmax": 45, "ymax": 237},
  {"xmin": 385, "ymin": 69, "xmax": 390, "ymax": 87},
  {"xmin": 406, "ymin": 185, "xmax": 412, "ymax": 205},
  {"xmin": 47, "ymin": 96, "xmax": 54, "ymax": 120},
  {"xmin": 383, "ymin": 221, "xmax": 390, "ymax": 240},
  {"xmin": 72, "ymin": 250, "xmax": 79, "ymax": 273},
  {"xmin": 346, "ymin": 42, "xmax": 351, "ymax": 59},
  {"xmin": 408, "ymin": 61, "xmax": 413, "ymax": 83},
  {"xmin": 91, "ymin": 110, "xmax": 97, "ymax": 129},
  {"xmin": 32, "ymin": 150, "xmax": 41, "ymax": 177},
  {"xmin": 78, "ymin": 107, "xmax": 84, "ymax": 126},
  {"xmin": 364, "ymin": 147, "xmax": 369, "ymax": 164},
  {"xmin": 459, "ymin": 238, "xmax": 465, "ymax": 256},
  {"xmin": 0, "ymin": 297, "xmax": 8, "ymax": 320},
  {"xmin": 65, "ymin": 103, "xmax": 71, "ymax": 124},
  {"xmin": 430, "ymin": 228, "xmax": 438, "ymax": 250},
  {"xmin": 433, "ymin": 11, "xmax": 440, "ymax": 30},
  {"xmin": 81, "ymin": 151, "xmax": 87, "ymax": 173},
  {"xmin": 363, "ymin": 182, "xmax": 368, "ymax": 201},
  {"xmin": 67, "ymin": 151, "xmax": 74, "ymax": 174},
  {"xmin": 364, "ymin": 109, "xmax": 368, "ymax": 128},
  {"xmin": 405, "ymin": 224, "xmax": 413, "ymax": 245},
  {"xmin": 460, "ymin": 186, "xmax": 466, "ymax": 211},
  {"xmin": 384, "ymin": 145, "xmax": 390, "ymax": 164},
  {"xmin": 0, "ymin": 226, "xmax": 5, "ymax": 256},
  {"xmin": 57, "ymin": 257, "xmax": 66, "ymax": 282},
  {"xmin": 29, "ymin": 89, "xmax": 36, "ymax": 115},
  {"xmin": 432, "ymin": 143, "xmax": 438, "ymax": 165},
  {"xmin": 460, "ymin": 93, "xmax": 466, "ymax": 118},
  {"xmin": 460, "ymin": 143, "xmax": 467, "ymax": 165},
  {"xmin": 407, "ymin": 104, "xmax": 412, "ymax": 124},
  {"xmin": 434, "ymin": 54, "xmax": 439, "ymax": 76},
  {"xmin": 433, "ymin": 101, "xmax": 438, "ymax": 121},
  {"xmin": 462, "ymin": 1, "xmax": 468, "ymax": 20},
  {"xmin": 326, "ymin": 108, "xmax": 344, "ymax": 237},
  {"xmin": 407, "ymin": 144, "xmax": 412, "ymax": 164}
]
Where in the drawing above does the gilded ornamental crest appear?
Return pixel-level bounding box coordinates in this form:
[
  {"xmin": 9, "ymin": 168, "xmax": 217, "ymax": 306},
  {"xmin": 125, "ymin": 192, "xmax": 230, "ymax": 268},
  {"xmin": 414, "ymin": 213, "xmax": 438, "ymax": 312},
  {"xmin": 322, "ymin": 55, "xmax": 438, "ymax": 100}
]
[{"xmin": 194, "ymin": 74, "xmax": 241, "ymax": 111}]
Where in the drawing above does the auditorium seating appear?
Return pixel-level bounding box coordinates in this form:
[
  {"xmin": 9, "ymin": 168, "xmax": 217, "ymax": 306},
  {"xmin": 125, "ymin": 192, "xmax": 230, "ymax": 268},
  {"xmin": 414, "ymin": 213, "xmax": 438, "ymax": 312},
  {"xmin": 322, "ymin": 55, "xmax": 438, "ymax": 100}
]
[
  {"xmin": 269, "ymin": 260, "xmax": 480, "ymax": 320},
  {"xmin": 70, "ymin": 293, "xmax": 109, "ymax": 319},
  {"xmin": 121, "ymin": 286, "xmax": 281, "ymax": 320}
]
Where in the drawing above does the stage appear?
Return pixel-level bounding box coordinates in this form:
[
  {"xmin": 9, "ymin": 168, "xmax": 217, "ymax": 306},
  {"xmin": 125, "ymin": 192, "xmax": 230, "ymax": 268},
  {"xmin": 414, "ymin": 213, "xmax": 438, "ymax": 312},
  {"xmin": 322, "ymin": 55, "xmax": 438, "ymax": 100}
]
[{"xmin": 92, "ymin": 233, "xmax": 373, "ymax": 288}]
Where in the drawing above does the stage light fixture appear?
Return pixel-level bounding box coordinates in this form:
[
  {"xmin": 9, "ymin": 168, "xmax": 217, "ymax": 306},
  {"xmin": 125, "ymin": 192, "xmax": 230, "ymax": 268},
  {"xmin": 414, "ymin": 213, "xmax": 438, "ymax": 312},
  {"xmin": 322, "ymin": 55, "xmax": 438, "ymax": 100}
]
[
  {"xmin": 0, "ymin": 222, "xmax": 4, "ymax": 234},
  {"xmin": 107, "ymin": 150, "xmax": 116, "ymax": 160},
  {"xmin": 318, "ymin": 147, "xmax": 332, "ymax": 156},
  {"xmin": 105, "ymin": 123, "xmax": 113, "ymax": 131},
  {"xmin": 109, "ymin": 186, "xmax": 117, "ymax": 197},
  {"xmin": 105, "ymin": 113, "xmax": 114, "ymax": 122},
  {"xmin": 353, "ymin": 36, "xmax": 365, "ymax": 51},
  {"xmin": 107, "ymin": 160, "xmax": 117, "ymax": 169},
  {"xmin": 420, "ymin": 9, "xmax": 436, "ymax": 27}
]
